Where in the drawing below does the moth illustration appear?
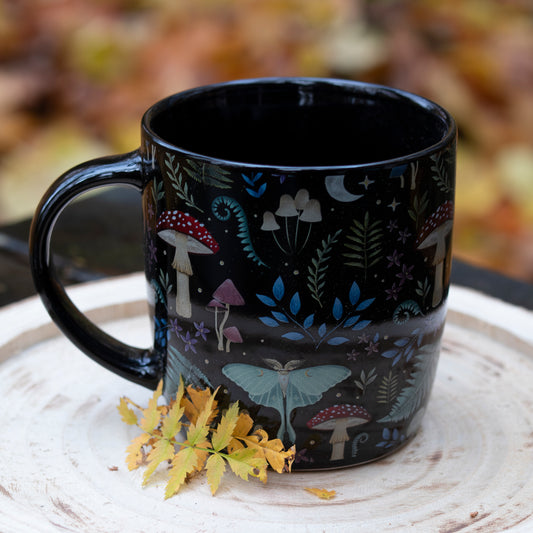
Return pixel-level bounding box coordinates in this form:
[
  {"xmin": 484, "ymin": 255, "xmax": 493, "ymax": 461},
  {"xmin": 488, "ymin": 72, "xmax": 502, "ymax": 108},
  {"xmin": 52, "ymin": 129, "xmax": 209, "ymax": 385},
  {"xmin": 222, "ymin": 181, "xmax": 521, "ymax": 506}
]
[{"xmin": 222, "ymin": 359, "xmax": 351, "ymax": 442}]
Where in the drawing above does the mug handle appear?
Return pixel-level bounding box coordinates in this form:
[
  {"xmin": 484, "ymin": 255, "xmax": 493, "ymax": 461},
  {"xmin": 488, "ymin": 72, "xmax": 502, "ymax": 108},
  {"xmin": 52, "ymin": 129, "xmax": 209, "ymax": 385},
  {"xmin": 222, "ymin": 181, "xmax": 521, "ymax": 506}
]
[{"xmin": 29, "ymin": 150, "xmax": 161, "ymax": 389}]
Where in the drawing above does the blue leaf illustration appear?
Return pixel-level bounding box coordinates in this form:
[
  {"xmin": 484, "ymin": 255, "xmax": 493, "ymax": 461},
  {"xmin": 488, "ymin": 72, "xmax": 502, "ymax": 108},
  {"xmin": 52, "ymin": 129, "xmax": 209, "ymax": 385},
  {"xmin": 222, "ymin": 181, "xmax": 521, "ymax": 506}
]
[
  {"xmin": 257, "ymin": 294, "xmax": 276, "ymax": 307},
  {"xmin": 256, "ymin": 182, "xmax": 267, "ymax": 196},
  {"xmin": 352, "ymin": 320, "xmax": 371, "ymax": 330},
  {"xmin": 272, "ymin": 311, "xmax": 289, "ymax": 323},
  {"xmin": 318, "ymin": 323, "xmax": 327, "ymax": 338},
  {"xmin": 382, "ymin": 349, "xmax": 398, "ymax": 359},
  {"xmin": 332, "ymin": 297, "xmax": 343, "ymax": 320},
  {"xmin": 356, "ymin": 298, "xmax": 375, "ymax": 311},
  {"xmin": 246, "ymin": 187, "xmax": 262, "ymax": 198},
  {"xmin": 259, "ymin": 316, "xmax": 279, "ymax": 327},
  {"xmin": 343, "ymin": 315, "xmax": 360, "ymax": 328},
  {"xmin": 349, "ymin": 281, "xmax": 361, "ymax": 306},
  {"xmin": 282, "ymin": 332, "xmax": 305, "ymax": 341},
  {"xmin": 303, "ymin": 314, "xmax": 315, "ymax": 329},
  {"xmin": 241, "ymin": 173, "xmax": 255, "ymax": 186},
  {"xmin": 327, "ymin": 337, "xmax": 349, "ymax": 346},
  {"xmin": 290, "ymin": 292, "xmax": 301, "ymax": 315},
  {"xmin": 273, "ymin": 276, "xmax": 285, "ymax": 301},
  {"xmin": 394, "ymin": 338, "xmax": 410, "ymax": 347}
]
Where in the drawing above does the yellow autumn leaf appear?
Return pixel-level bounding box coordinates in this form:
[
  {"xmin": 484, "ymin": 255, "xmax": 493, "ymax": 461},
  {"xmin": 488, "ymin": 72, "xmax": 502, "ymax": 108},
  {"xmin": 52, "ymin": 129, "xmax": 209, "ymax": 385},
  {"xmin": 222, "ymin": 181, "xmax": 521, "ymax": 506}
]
[
  {"xmin": 211, "ymin": 401, "xmax": 240, "ymax": 452},
  {"xmin": 205, "ymin": 452, "xmax": 226, "ymax": 495},
  {"xmin": 165, "ymin": 446, "xmax": 198, "ymax": 499},
  {"xmin": 305, "ymin": 487, "xmax": 336, "ymax": 500},
  {"xmin": 182, "ymin": 384, "xmax": 218, "ymax": 426},
  {"xmin": 226, "ymin": 448, "xmax": 267, "ymax": 482},
  {"xmin": 125, "ymin": 432, "xmax": 151, "ymax": 471},
  {"xmin": 233, "ymin": 411, "xmax": 254, "ymax": 436},
  {"xmin": 161, "ymin": 382, "xmax": 185, "ymax": 440},
  {"xmin": 186, "ymin": 388, "xmax": 218, "ymax": 446},
  {"xmin": 142, "ymin": 438, "xmax": 175, "ymax": 485},
  {"xmin": 117, "ymin": 397, "xmax": 138, "ymax": 425},
  {"xmin": 139, "ymin": 380, "xmax": 163, "ymax": 433}
]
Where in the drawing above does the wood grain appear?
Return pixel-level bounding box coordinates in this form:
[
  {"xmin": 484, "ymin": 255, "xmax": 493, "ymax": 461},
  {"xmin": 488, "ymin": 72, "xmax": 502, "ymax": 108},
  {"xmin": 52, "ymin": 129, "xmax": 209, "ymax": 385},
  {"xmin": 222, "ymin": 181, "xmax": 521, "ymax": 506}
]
[{"xmin": 1, "ymin": 274, "xmax": 532, "ymax": 532}]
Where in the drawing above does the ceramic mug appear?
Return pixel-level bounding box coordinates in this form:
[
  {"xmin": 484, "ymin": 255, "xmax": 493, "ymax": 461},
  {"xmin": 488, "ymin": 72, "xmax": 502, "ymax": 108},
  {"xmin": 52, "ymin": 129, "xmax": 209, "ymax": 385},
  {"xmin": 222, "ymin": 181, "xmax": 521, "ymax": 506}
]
[{"xmin": 30, "ymin": 78, "xmax": 456, "ymax": 469}]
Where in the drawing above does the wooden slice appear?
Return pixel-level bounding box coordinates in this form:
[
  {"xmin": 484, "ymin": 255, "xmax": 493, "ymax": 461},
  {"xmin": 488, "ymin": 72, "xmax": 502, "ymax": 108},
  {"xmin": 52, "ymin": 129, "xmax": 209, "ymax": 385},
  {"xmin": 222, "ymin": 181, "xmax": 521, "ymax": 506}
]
[{"xmin": 1, "ymin": 274, "xmax": 532, "ymax": 532}]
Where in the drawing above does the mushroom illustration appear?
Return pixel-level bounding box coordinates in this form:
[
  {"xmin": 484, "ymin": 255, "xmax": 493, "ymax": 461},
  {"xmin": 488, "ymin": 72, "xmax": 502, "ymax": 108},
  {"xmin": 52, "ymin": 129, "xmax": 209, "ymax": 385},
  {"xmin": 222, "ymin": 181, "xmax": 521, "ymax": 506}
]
[
  {"xmin": 260, "ymin": 211, "xmax": 280, "ymax": 232},
  {"xmin": 275, "ymin": 194, "xmax": 299, "ymax": 217},
  {"xmin": 307, "ymin": 404, "xmax": 372, "ymax": 461},
  {"xmin": 299, "ymin": 199, "xmax": 322, "ymax": 223},
  {"xmin": 416, "ymin": 201, "xmax": 454, "ymax": 307},
  {"xmin": 294, "ymin": 188, "xmax": 310, "ymax": 210},
  {"xmin": 211, "ymin": 279, "xmax": 245, "ymax": 351},
  {"xmin": 223, "ymin": 326, "xmax": 243, "ymax": 352},
  {"xmin": 157, "ymin": 210, "xmax": 219, "ymax": 318},
  {"xmin": 261, "ymin": 211, "xmax": 288, "ymax": 254}
]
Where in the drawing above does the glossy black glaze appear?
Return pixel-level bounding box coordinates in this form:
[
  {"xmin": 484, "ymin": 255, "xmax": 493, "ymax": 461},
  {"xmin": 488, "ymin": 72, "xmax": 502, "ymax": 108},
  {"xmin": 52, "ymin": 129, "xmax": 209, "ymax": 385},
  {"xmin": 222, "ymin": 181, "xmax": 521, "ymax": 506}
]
[
  {"xmin": 30, "ymin": 78, "xmax": 456, "ymax": 469},
  {"xmin": 29, "ymin": 151, "xmax": 162, "ymax": 388}
]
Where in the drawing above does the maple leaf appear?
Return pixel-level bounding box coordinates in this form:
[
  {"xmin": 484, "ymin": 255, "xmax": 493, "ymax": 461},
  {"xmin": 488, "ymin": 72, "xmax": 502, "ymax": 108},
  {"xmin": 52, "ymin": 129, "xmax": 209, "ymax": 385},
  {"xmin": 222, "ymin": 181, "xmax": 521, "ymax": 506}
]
[
  {"xmin": 211, "ymin": 402, "xmax": 240, "ymax": 452},
  {"xmin": 205, "ymin": 453, "xmax": 226, "ymax": 495},
  {"xmin": 160, "ymin": 381, "xmax": 185, "ymax": 440},
  {"xmin": 305, "ymin": 487, "xmax": 336, "ymax": 500},
  {"xmin": 139, "ymin": 380, "xmax": 163, "ymax": 434},
  {"xmin": 118, "ymin": 379, "xmax": 295, "ymax": 498},
  {"xmin": 226, "ymin": 448, "xmax": 267, "ymax": 482},
  {"xmin": 117, "ymin": 397, "xmax": 138, "ymax": 425},
  {"xmin": 186, "ymin": 387, "xmax": 218, "ymax": 446},
  {"xmin": 182, "ymin": 384, "xmax": 218, "ymax": 426},
  {"xmin": 143, "ymin": 438, "xmax": 175, "ymax": 485},
  {"xmin": 125, "ymin": 433, "xmax": 151, "ymax": 471},
  {"xmin": 165, "ymin": 446, "xmax": 199, "ymax": 499}
]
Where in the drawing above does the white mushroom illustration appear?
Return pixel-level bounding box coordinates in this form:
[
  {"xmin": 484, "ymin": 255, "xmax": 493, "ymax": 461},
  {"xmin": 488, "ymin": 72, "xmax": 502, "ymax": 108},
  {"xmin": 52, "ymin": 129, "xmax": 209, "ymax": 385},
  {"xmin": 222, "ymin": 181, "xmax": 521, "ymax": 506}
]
[
  {"xmin": 262, "ymin": 189, "xmax": 322, "ymax": 254},
  {"xmin": 157, "ymin": 210, "xmax": 219, "ymax": 318},
  {"xmin": 416, "ymin": 201, "xmax": 454, "ymax": 307},
  {"xmin": 307, "ymin": 404, "xmax": 372, "ymax": 461},
  {"xmin": 210, "ymin": 279, "xmax": 245, "ymax": 351}
]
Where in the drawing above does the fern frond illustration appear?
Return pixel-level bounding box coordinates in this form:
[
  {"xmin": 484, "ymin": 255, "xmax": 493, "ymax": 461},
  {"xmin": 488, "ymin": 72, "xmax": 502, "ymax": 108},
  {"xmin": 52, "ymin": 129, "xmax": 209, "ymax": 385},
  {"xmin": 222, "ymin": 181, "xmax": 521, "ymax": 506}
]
[
  {"xmin": 378, "ymin": 342, "xmax": 440, "ymax": 423},
  {"xmin": 164, "ymin": 154, "xmax": 202, "ymax": 212},
  {"xmin": 430, "ymin": 153, "xmax": 453, "ymax": 193},
  {"xmin": 343, "ymin": 211, "xmax": 383, "ymax": 279},
  {"xmin": 212, "ymin": 196, "xmax": 268, "ymax": 268},
  {"xmin": 183, "ymin": 158, "xmax": 233, "ymax": 189},
  {"xmin": 306, "ymin": 229, "xmax": 341, "ymax": 307},
  {"xmin": 376, "ymin": 370, "xmax": 399, "ymax": 406}
]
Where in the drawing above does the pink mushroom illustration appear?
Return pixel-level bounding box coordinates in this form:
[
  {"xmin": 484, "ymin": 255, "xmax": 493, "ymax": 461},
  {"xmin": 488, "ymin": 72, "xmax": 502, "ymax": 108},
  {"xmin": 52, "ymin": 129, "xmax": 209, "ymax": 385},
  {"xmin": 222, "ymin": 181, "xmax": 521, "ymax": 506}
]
[
  {"xmin": 307, "ymin": 404, "xmax": 372, "ymax": 461},
  {"xmin": 210, "ymin": 279, "xmax": 245, "ymax": 351},
  {"xmin": 157, "ymin": 210, "xmax": 219, "ymax": 318},
  {"xmin": 416, "ymin": 201, "xmax": 454, "ymax": 307},
  {"xmin": 223, "ymin": 326, "xmax": 243, "ymax": 352}
]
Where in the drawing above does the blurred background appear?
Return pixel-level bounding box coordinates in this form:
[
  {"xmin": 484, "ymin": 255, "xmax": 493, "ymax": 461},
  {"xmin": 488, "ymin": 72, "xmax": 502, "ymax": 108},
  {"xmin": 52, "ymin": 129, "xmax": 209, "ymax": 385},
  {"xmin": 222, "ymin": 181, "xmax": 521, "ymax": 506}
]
[{"xmin": 1, "ymin": 0, "xmax": 532, "ymax": 282}]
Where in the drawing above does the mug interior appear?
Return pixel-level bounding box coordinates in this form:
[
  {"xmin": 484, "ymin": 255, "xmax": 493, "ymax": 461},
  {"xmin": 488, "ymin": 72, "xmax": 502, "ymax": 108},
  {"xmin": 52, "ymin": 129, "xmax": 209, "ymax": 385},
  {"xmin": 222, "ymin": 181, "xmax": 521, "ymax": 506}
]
[{"xmin": 146, "ymin": 79, "xmax": 454, "ymax": 167}]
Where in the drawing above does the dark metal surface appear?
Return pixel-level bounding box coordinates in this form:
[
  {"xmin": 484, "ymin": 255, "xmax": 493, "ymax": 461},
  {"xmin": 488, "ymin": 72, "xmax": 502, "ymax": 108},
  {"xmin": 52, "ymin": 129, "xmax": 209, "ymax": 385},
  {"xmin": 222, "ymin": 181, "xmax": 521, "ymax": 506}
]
[{"xmin": 1, "ymin": 188, "xmax": 532, "ymax": 310}]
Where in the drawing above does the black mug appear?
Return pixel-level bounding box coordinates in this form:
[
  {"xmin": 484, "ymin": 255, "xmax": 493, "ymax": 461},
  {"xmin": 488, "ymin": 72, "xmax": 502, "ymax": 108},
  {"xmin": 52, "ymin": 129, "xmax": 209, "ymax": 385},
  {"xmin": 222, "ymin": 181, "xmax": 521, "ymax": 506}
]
[{"xmin": 30, "ymin": 78, "xmax": 456, "ymax": 469}]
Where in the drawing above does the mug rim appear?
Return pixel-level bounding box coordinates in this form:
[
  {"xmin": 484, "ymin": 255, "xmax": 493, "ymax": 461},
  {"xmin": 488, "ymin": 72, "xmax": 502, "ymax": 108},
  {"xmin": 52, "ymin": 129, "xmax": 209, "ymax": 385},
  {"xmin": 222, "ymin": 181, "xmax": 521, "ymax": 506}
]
[{"xmin": 142, "ymin": 77, "xmax": 457, "ymax": 171}]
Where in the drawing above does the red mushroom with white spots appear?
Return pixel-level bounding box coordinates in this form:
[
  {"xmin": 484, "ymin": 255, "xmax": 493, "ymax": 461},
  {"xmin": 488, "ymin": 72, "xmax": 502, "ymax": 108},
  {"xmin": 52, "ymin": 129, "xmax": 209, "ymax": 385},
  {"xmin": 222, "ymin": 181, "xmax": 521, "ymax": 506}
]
[
  {"xmin": 307, "ymin": 404, "xmax": 372, "ymax": 461},
  {"xmin": 416, "ymin": 201, "xmax": 454, "ymax": 307},
  {"xmin": 157, "ymin": 210, "xmax": 219, "ymax": 318}
]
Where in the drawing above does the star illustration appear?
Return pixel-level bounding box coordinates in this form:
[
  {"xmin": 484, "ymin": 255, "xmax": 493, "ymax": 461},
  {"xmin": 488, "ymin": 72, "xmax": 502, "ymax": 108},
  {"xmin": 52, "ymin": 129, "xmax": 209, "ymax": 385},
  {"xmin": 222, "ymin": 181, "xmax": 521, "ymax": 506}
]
[
  {"xmin": 359, "ymin": 175, "xmax": 375, "ymax": 189},
  {"xmin": 388, "ymin": 198, "xmax": 400, "ymax": 211}
]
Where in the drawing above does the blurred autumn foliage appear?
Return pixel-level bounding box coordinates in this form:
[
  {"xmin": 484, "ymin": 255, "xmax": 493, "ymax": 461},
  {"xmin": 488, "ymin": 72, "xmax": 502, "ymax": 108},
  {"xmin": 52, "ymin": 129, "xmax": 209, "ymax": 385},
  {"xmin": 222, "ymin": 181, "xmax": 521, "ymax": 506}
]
[{"xmin": 1, "ymin": 0, "xmax": 532, "ymax": 281}]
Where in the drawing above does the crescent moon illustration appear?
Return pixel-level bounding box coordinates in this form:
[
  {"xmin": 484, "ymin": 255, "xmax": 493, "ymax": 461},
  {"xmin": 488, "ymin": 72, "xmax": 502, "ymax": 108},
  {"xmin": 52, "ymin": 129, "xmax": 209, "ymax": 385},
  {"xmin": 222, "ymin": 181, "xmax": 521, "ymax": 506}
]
[{"xmin": 325, "ymin": 175, "xmax": 363, "ymax": 203}]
